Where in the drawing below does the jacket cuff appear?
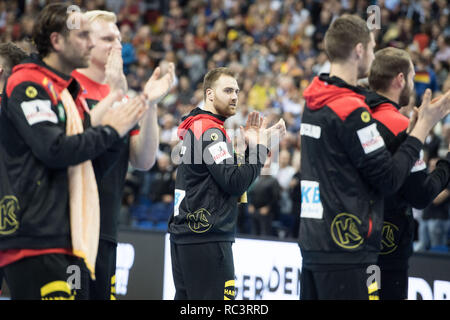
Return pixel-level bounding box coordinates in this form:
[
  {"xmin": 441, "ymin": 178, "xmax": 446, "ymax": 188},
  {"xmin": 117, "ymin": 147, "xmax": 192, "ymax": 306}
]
[{"xmin": 103, "ymin": 125, "xmax": 120, "ymax": 142}]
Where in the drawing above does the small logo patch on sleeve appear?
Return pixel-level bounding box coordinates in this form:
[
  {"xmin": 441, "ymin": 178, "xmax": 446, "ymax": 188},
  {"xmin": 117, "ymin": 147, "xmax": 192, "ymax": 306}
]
[
  {"xmin": 361, "ymin": 111, "xmax": 371, "ymax": 123},
  {"xmin": 20, "ymin": 99, "xmax": 58, "ymax": 126},
  {"xmin": 357, "ymin": 123, "xmax": 385, "ymax": 154},
  {"xmin": 25, "ymin": 86, "xmax": 38, "ymax": 98},
  {"xmin": 300, "ymin": 180, "xmax": 323, "ymax": 219},
  {"xmin": 174, "ymin": 189, "xmax": 185, "ymax": 216},
  {"xmin": 300, "ymin": 123, "xmax": 321, "ymax": 139},
  {"xmin": 208, "ymin": 141, "xmax": 232, "ymax": 164}
]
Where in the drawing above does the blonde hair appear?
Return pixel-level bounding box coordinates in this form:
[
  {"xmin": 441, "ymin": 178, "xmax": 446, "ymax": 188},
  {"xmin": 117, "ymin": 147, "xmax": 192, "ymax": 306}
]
[{"xmin": 84, "ymin": 10, "xmax": 117, "ymax": 24}]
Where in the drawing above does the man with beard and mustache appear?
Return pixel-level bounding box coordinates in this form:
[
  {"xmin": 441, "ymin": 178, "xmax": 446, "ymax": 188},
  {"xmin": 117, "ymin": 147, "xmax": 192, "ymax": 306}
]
[
  {"xmin": 168, "ymin": 67, "xmax": 286, "ymax": 300},
  {"xmin": 365, "ymin": 47, "xmax": 450, "ymax": 300},
  {"xmin": 299, "ymin": 15, "xmax": 450, "ymax": 300}
]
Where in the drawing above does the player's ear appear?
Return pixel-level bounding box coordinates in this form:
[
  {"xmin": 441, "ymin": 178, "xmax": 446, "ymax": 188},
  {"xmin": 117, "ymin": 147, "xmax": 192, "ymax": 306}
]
[
  {"xmin": 49, "ymin": 31, "xmax": 64, "ymax": 53},
  {"xmin": 396, "ymin": 72, "xmax": 405, "ymax": 89},
  {"xmin": 354, "ymin": 42, "xmax": 364, "ymax": 60},
  {"xmin": 206, "ymin": 88, "xmax": 214, "ymax": 102}
]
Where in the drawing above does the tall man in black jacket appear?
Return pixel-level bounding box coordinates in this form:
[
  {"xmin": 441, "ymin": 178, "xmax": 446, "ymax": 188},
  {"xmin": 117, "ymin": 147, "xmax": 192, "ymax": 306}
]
[
  {"xmin": 0, "ymin": 42, "xmax": 29, "ymax": 297},
  {"xmin": 168, "ymin": 67, "xmax": 286, "ymax": 300},
  {"xmin": 366, "ymin": 47, "xmax": 450, "ymax": 299},
  {"xmin": 299, "ymin": 14, "xmax": 450, "ymax": 300},
  {"xmin": 72, "ymin": 9, "xmax": 174, "ymax": 300}
]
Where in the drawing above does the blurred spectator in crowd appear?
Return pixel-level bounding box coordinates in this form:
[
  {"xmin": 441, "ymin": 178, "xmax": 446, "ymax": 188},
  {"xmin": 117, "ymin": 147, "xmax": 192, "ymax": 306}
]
[
  {"xmin": 434, "ymin": 34, "xmax": 450, "ymax": 65},
  {"xmin": 289, "ymin": 169, "xmax": 301, "ymax": 239},
  {"xmin": 117, "ymin": 0, "xmax": 141, "ymax": 29},
  {"xmin": 177, "ymin": 32, "xmax": 205, "ymax": 89},
  {"xmin": 413, "ymin": 54, "xmax": 439, "ymax": 104},
  {"xmin": 159, "ymin": 113, "xmax": 178, "ymax": 154},
  {"xmin": 297, "ymin": 37, "xmax": 317, "ymax": 65},
  {"xmin": 120, "ymin": 23, "xmax": 136, "ymax": 75},
  {"xmin": 147, "ymin": 153, "xmax": 176, "ymax": 225},
  {"xmin": 434, "ymin": 59, "xmax": 449, "ymax": 90},
  {"xmin": 248, "ymin": 74, "xmax": 276, "ymax": 112},
  {"xmin": 177, "ymin": 75, "xmax": 194, "ymax": 105},
  {"xmin": 274, "ymin": 149, "xmax": 297, "ymax": 238},
  {"xmin": 149, "ymin": 32, "xmax": 174, "ymax": 66},
  {"xmin": 423, "ymin": 129, "xmax": 442, "ymax": 165},
  {"xmin": 276, "ymin": 150, "xmax": 296, "ymax": 215},
  {"xmin": 276, "ymin": 75, "xmax": 303, "ymax": 116},
  {"xmin": 419, "ymin": 157, "xmax": 450, "ymax": 252}
]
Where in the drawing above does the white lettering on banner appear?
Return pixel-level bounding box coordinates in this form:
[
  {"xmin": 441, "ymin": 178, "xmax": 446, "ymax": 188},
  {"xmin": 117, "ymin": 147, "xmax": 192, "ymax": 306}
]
[
  {"xmin": 300, "ymin": 123, "xmax": 321, "ymax": 139},
  {"xmin": 208, "ymin": 141, "xmax": 232, "ymax": 164},
  {"xmin": 173, "ymin": 189, "xmax": 185, "ymax": 217},
  {"xmin": 163, "ymin": 234, "xmax": 450, "ymax": 300},
  {"xmin": 411, "ymin": 150, "xmax": 427, "ymax": 173},
  {"xmin": 162, "ymin": 235, "xmax": 302, "ymax": 300},
  {"xmin": 408, "ymin": 277, "xmax": 450, "ymax": 300},
  {"xmin": 300, "ymin": 180, "xmax": 323, "ymax": 219},
  {"xmin": 433, "ymin": 280, "xmax": 450, "ymax": 300},
  {"xmin": 20, "ymin": 99, "xmax": 57, "ymax": 126},
  {"xmin": 116, "ymin": 243, "xmax": 135, "ymax": 296},
  {"xmin": 356, "ymin": 123, "xmax": 385, "ymax": 154}
]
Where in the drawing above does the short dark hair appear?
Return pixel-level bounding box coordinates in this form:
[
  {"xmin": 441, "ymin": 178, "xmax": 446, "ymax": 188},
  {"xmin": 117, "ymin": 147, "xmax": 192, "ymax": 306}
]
[
  {"xmin": 203, "ymin": 67, "xmax": 235, "ymax": 100},
  {"xmin": 369, "ymin": 47, "xmax": 412, "ymax": 92},
  {"xmin": 32, "ymin": 2, "xmax": 71, "ymax": 58},
  {"xmin": 0, "ymin": 42, "xmax": 28, "ymax": 76},
  {"xmin": 324, "ymin": 14, "xmax": 371, "ymax": 62}
]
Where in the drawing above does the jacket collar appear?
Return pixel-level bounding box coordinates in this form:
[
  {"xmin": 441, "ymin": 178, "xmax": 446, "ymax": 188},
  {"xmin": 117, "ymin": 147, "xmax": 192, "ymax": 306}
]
[{"xmin": 364, "ymin": 90, "xmax": 401, "ymax": 110}]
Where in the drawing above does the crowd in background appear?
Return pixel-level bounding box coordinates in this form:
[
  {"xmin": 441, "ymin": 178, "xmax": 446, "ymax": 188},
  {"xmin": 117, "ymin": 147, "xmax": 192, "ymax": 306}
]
[{"xmin": 1, "ymin": 0, "xmax": 450, "ymax": 251}]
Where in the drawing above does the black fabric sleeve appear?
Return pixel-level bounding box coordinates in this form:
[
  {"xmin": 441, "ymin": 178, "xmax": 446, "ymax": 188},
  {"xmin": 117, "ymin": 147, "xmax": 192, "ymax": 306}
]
[
  {"xmin": 375, "ymin": 120, "xmax": 450, "ymax": 209},
  {"xmin": 376, "ymin": 121, "xmax": 408, "ymax": 154},
  {"xmin": 91, "ymin": 148, "xmax": 122, "ymax": 182},
  {"xmin": 201, "ymin": 127, "xmax": 268, "ymax": 197},
  {"xmin": 398, "ymin": 153, "xmax": 450, "ymax": 209},
  {"xmin": 5, "ymin": 81, "xmax": 120, "ymax": 169},
  {"xmin": 340, "ymin": 107, "xmax": 422, "ymax": 196}
]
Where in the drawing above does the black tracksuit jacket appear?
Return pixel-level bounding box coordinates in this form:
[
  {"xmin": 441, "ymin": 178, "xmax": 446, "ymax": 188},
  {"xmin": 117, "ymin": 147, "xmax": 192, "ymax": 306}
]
[
  {"xmin": 365, "ymin": 91, "xmax": 450, "ymax": 269},
  {"xmin": 168, "ymin": 108, "xmax": 268, "ymax": 244},
  {"xmin": 0, "ymin": 56, "xmax": 120, "ymax": 250},
  {"xmin": 298, "ymin": 74, "xmax": 423, "ymax": 267}
]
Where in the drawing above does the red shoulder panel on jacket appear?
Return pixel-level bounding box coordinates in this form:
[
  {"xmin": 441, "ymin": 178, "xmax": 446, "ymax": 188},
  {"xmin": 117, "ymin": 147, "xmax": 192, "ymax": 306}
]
[
  {"xmin": 372, "ymin": 102, "xmax": 409, "ymax": 136},
  {"xmin": 6, "ymin": 65, "xmax": 59, "ymax": 105},
  {"xmin": 327, "ymin": 95, "xmax": 370, "ymax": 122},
  {"xmin": 191, "ymin": 117, "xmax": 229, "ymax": 141}
]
